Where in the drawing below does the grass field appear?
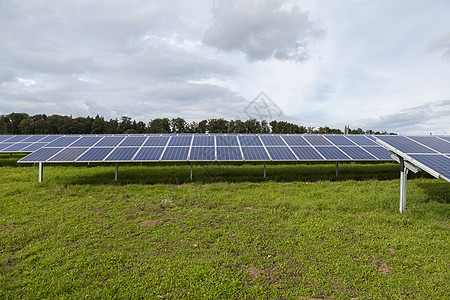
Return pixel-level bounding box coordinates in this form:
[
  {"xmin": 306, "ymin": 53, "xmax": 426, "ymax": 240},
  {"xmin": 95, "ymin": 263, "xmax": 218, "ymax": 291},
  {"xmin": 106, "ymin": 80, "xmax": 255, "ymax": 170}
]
[{"xmin": 1, "ymin": 154, "xmax": 449, "ymax": 299}]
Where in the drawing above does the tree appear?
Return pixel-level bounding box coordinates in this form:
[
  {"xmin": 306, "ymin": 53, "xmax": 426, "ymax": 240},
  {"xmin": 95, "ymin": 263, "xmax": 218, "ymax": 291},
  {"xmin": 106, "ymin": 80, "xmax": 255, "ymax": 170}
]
[
  {"xmin": 148, "ymin": 118, "xmax": 171, "ymax": 133},
  {"xmin": 171, "ymin": 118, "xmax": 187, "ymax": 133},
  {"xmin": 91, "ymin": 115, "xmax": 106, "ymax": 134}
]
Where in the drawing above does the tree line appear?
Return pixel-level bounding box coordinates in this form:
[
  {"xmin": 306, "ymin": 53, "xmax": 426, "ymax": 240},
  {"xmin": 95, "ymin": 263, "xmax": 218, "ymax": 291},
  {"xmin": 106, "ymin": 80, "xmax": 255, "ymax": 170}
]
[{"xmin": 0, "ymin": 113, "xmax": 393, "ymax": 135}]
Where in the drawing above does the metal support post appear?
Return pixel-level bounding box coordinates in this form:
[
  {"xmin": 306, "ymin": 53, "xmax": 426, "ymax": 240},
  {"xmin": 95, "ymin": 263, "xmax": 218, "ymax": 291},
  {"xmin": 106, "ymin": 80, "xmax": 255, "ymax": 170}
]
[
  {"xmin": 264, "ymin": 162, "xmax": 266, "ymax": 179},
  {"xmin": 39, "ymin": 162, "xmax": 43, "ymax": 182},
  {"xmin": 115, "ymin": 163, "xmax": 118, "ymax": 182},
  {"xmin": 10, "ymin": 153, "xmax": 12, "ymax": 158},
  {"xmin": 399, "ymin": 157, "xmax": 407, "ymax": 213},
  {"xmin": 335, "ymin": 162, "xmax": 338, "ymax": 178},
  {"xmin": 190, "ymin": 163, "xmax": 193, "ymax": 181}
]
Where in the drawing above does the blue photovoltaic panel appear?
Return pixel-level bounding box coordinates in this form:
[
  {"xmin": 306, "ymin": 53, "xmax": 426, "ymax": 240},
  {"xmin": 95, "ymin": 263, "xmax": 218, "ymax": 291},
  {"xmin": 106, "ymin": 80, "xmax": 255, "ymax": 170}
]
[
  {"xmin": 5, "ymin": 136, "xmax": 31, "ymax": 142},
  {"xmin": 71, "ymin": 136, "xmax": 102, "ymax": 147},
  {"xmin": 282, "ymin": 136, "xmax": 309, "ymax": 146},
  {"xmin": 95, "ymin": 136, "xmax": 126, "ymax": 146},
  {"xmin": 168, "ymin": 136, "xmax": 192, "ymax": 146},
  {"xmin": 439, "ymin": 136, "xmax": 450, "ymax": 142},
  {"xmin": 48, "ymin": 148, "xmax": 89, "ymax": 162},
  {"xmin": 76, "ymin": 147, "xmax": 114, "ymax": 162},
  {"xmin": 0, "ymin": 143, "xmax": 14, "ymax": 151},
  {"xmin": 189, "ymin": 147, "xmax": 215, "ymax": 161},
  {"xmin": 241, "ymin": 147, "xmax": 269, "ymax": 161},
  {"xmin": 216, "ymin": 135, "xmax": 238, "ymax": 146},
  {"xmin": 19, "ymin": 148, "xmax": 63, "ymax": 162},
  {"xmin": 409, "ymin": 154, "xmax": 450, "ymax": 181},
  {"xmin": 144, "ymin": 136, "xmax": 169, "ymax": 146},
  {"xmin": 105, "ymin": 147, "xmax": 140, "ymax": 161},
  {"xmin": 376, "ymin": 135, "xmax": 435, "ymax": 153},
  {"xmin": 3, "ymin": 143, "xmax": 32, "ymax": 152},
  {"xmin": 38, "ymin": 135, "xmax": 62, "ymax": 142},
  {"xmin": 133, "ymin": 147, "xmax": 164, "ymax": 161},
  {"xmin": 22, "ymin": 135, "xmax": 46, "ymax": 142},
  {"xmin": 408, "ymin": 136, "xmax": 450, "ymax": 154},
  {"xmin": 0, "ymin": 136, "xmax": 14, "ymax": 142},
  {"xmin": 362, "ymin": 146, "xmax": 392, "ymax": 160},
  {"xmin": 315, "ymin": 147, "xmax": 350, "ymax": 160},
  {"xmin": 120, "ymin": 136, "xmax": 147, "ymax": 146},
  {"xmin": 346, "ymin": 135, "xmax": 377, "ymax": 145},
  {"xmin": 339, "ymin": 146, "xmax": 376, "ymax": 160},
  {"xmin": 239, "ymin": 135, "xmax": 262, "ymax": 146},
  {"xmin": 161, "ymin": 147, "xmax": 190, "ymax": 161},
  {"xmin": 217, "ymin": 147, "xmax": 242, "ymax": 160},
  {"xmin": 325, "ymin": 135, "xmax": 354, "ymax": 146},
  {"xmin": 46, "ymin": 136, "xmax": 81, "ymax": 147},
  {"xmin": 291, "ymin": 147, "xmax": 323, "ymax": 160},
  {"xmin": 266, "ymin": 147, "xmax": 297, "ymax": 160},
  {"xmin": 303, "ymin": 135, "xmax": 332, "ymax": 146},
  {"xmin": 192, "ymin": 135, "xmax": 215, "ymax": 146},
  {"xmin": 260, "ymin": 135, "xmax": 285, "ymax": 146},
  {"xmin": 20, "ymin": 143, "xmax": 48, "ymax": 152}
]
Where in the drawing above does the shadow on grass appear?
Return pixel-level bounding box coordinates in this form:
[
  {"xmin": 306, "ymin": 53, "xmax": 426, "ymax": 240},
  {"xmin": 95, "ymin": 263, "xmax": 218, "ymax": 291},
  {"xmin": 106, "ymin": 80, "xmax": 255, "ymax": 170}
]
[
  {"xmin": 417, "ymin": 180, "xmax": 450, "ymax": 204},
  {"xmin": 32, "ymin": 161, "xmax": 433, "ymax": 186}
]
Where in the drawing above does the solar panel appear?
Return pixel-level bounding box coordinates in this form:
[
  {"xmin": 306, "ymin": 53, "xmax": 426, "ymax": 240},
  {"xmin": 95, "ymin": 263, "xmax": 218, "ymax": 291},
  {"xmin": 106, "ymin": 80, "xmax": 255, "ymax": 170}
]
[
  {"xmin": 168, "ymin": 136, "xmax": 192, "ymax": 146},
  {"xmin": 22, "ymin": 135, "xmax": 46, "ymax": 142},
  {"xmin": 315, "ymin": 147, "xmax": 350, "ymax": 160},
  {"xmin": 241, "ymin": 147, "xmax": 269, "ymax": 160},
  {"xmin": 192, "ymin": 135, "xmax": 215, "ymax": 146},
  {"xmin": 266, "ymin": 147, "xmax": 297, "ymax": 160},
  {"xmin": 46, "ymin": 136, "xmax": 81, "ymax": 147},
  {"xmin": 0, "ymin": 143, "xmax": 14, "ymax": 151},
  {"xmin": 260, "ymin": 135, "xmax": 285, "ymax": 146},
  {"xmin": 282, "ymin": 135, "xmax": 309, "ymax": 146},
  {"xmin": 161, "ymin": 147, "xmax": 190, "ymax": 161},
  {"xmin": 144, "ymin": 136, "xmax": 169, "ymax": 146},
  {"xmin": 376, "ymin": 135, "xmax": 435, "ymax": 153},
  {"xmin": 48, "ymin": 148, "xmax": 89, "ymax": 162},
  {"xmin": 290, "ymin": 146, "xmax": 324, "ymax": 160},
  {"xmin": 120, "ymin": 136, "xmax": 147, "ymax": 146},
  {"xmin": 303, "ymin": 135, "xmax": 332, "ymax": 146},
  {"xmin": 95, "ymin": 136, "xmax": 126, "ymax": 146},
  {"xmin": 339, "ymin": 146, "xmax": 376, "ymax": 160},
  {"xmin": 346, "ymin": 135, "xmax": 378, "ymax": 145},
  {"xmin": 71, "ymin": 136, "xmax": 103, "ymax": 147},
  {"xmin": 76, "ymin": 147, "xmax": 114, "ymax": 162},
  {"xmin": 408, "ymin": 154, "xmax": 450, "ymax": 181},
  {"xmin": 5, "ymin": 136, "xmax": 31, "ymax": 142},
  {"xmin": 214, "ymin": 135, "xmax": 237, "ymax": 146},
  {"xmin": 189, "ymin": 147, "xmax": 215, "ymax": 161},
  {"xmin": 38, "ymin": 135, "xmax": 62, "ymax": 142},
  {"xmin": 239, "ymin": 135, "xmax": 262, "ymax": 146},
  {"xmin": 133, "ymin": 147, "xmax": 164, "ymax": 161},
  {"xmin": 217, "ymin": 147, "xmax": 242, "ymax": 160},
  {"xmin": 19, "ymin": 148, "xmax": 63, "ymax": 162},
  {"xmin": 362, "ymin": 146, "xmax": 392, "ymax": 160},
  {"xmin": 325, "ymin": 135, "xmax": 354, "ymax": 146},
  {"xmin": 408, "ymin": 136, "xmax": 450, "ymax": 154},
  {"xmin": 2, "ymin": 143, "xmax": 32, "ymax": 152},
  {"xmin": 0, "ymin": 136, "xmax": 14, "ymax": 142},
  {"xmin": 105, "ymin": 147, "xmax": 140, "ymax": 161}
]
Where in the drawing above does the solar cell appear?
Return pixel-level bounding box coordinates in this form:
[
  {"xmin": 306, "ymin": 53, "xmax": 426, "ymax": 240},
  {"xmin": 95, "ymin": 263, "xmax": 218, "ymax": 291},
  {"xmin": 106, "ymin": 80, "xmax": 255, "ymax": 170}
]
[
  {"xmin": 19, "ymin": 148, "xmax": 63, "ymax": 162},
  {"xmin": 290, "ymin": 147, "xmax": 323, "ymax": 160},
  {"xmin": 38, "ymin": 135, "xmax": 62, "ymax": 142},
  {"xmin": 346, "ymin": 135, "xmax": 377, "ymax": 145},
  {"xmin": 216, "ymin": 147, "xmax": 242, "ymax": 160},
  {"xmin": 192, "ymin": 135, "xmax": 215, "ymax": 146},
  {"xmin": 105, "ymin": 147, "xmax": 140, "ymax": 161},
  {"xmin": 133, "ymin": 147, "xmax": 164, "ymax": 161},
  {"xmin": 0, "ymin": 143, "xmax": 14, "ymax": 151},
  {"xmin": 22, "ymin": 135, "xmax": 46, "ymax": 142},
  {"xmin": 46, "ymin": 136, "xmax": 81, "ymax": 147},
  {"xmin": 71, "ymin": 136, "xmax": 102, "ymax": 147},
  {"xmin": 21, "ymin": 143, "xmax": 48, "ymax": 152},
  {"xmin": 76, "ymin": 147, "xmax": 114, "ymax": 162},
  {"xmin": 439, "ymin": 136, "xmax": 450, "ymax": 142},
  {"xmin": 161, "ymin": 147, "xmax": 190, "ymax": 160},
  {"xmin": 362, "ymin": 146, "xmax": 392, "ymax": 160},
  {"xmin": 324, "ymin": 135, "xmax": 354, "ymax": 146},
  {"xmin": 189, "ymin": 147, "xmax": 215, "ymax": 161},
  {"xmin": 168, "ymin": 136, "xmax": 193, "ymax": 146},
  {"xmin": 95, "ymin": 136, "xmax": 126, "ymax": 146},
  {"xmin": 282, "ymin": 135, "xmax": 309, "ymax": 146},
  {"xmin": 376, "ymin": 135, "xmax": 435, "ymax": 153},
  {"xmin": 144, "ymin": 136, "xmax": 170, "ymax": 146},
  {"xmin": 408, "ymin": 136, "xmax": 450, "ymax": 154},
  {"xmin": 216, "ymin": 135, "xmax": 238, "ymax": 146},
  {"xmin": 120, "ymin": 136, "xmax": 147, "ymax": 146},
  {"xmin": 5, "ymin": 136, "xmax": 31, "ymax": 142},
  {"xmin": 241, "ymin": 147, "xmax": 269, "ymax": 160},
  {"xmin": 266, "ymin": 147, "xmax": 297, "ymax": 160},
  {"xmin": 239, "ymin": 135, "xmax": 263, "ymax": 146},
  {"xmin": 260, "ymin": 135, "xmax": 285, "ymax": 146},
  {"xmin": 2, "ymin": 143, "xmax": 32, "ymax": 152},
  {"xmin": 0, "ymin": 136, "xmax": 14, "ymax": 142},
  {"xmin": 315, "ymin": 147, "xmax": 350, "ymax": 160},
  {"xmin": 48, "ymin": 148, "xmax": 89, "ymax": 162},
  {"xmin": 339, "ymin": 146, "xmax": 376, "ymax": 160},
  {"xmin": 408, "ymin": 154, "xmax": 450, "ymax": 181},
  {"xmin": 303, "ymin": 135, "xmax": 332, "ymax": 146}
]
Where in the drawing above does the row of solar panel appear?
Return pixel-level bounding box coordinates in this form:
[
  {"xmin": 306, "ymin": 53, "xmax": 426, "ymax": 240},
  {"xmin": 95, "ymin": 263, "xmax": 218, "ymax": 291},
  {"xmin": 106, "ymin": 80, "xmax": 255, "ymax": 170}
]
[{"xmin": 376, "ymin": 135, "xmax": 450, "ymax": 182}]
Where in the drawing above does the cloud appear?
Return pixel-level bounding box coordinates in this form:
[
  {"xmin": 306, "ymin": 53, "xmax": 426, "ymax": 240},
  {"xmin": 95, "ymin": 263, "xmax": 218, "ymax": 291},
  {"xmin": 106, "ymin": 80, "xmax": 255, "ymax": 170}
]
[
  {"xmin": 203, "ymin": 0, "xmax": 323, "ymax": 62},
  {"xmin": 358, "ymin": 100, "xmax": 450, "ymax": 135},
  {"xmin": 428, "ymin": 30, "xmax": 450, "ymax": 60}
]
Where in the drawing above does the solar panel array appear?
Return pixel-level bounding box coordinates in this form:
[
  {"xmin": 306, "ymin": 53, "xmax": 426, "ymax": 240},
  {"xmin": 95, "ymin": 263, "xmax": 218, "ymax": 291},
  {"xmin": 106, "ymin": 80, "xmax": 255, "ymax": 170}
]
[
  {"xmin": 0, "ymin": 135, "xmax": 62, "ymax": 153},
  {"xmin": 16, "ymin": 134, "xmax": 391, "ymax": 163},
  {"xmin": 376, "ymin": 135, "xmax": 450, "ymax": 182}
]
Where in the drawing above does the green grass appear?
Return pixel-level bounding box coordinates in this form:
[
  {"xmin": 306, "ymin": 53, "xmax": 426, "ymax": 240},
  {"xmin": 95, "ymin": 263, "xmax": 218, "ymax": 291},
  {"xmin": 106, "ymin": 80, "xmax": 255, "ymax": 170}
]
[{"xmin": 1, "ymin": 155, "xmax": 449, "ymax": 299}]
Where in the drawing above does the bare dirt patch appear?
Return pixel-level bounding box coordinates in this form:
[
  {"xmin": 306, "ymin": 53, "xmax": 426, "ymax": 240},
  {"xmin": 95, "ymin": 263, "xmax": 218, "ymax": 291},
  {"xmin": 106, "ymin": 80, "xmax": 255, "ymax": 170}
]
[
  {"xmin": 387, "ymin": 248, "xmax": 396, "ymax": 254},
  {"xmin": 298, "ymin": 296, "xmax": 322, "ymax": 300},
  {"xmin": 377, "ymin": 266, "xmax": 391, "ymax": 275},
  {"xmin": 243, "ymin": 206, "xmax": 256, "ymax": 210},
  {"xmin": 140, "ymin": 220, "xmax": 160, "ymax": 227},
  {"xmin": 229, "ymin": 233, "xmax": 239, "ymax": 238},
  {"xmin": 247, "ymin": 267, "xmax": 268, "ymax": 280}
]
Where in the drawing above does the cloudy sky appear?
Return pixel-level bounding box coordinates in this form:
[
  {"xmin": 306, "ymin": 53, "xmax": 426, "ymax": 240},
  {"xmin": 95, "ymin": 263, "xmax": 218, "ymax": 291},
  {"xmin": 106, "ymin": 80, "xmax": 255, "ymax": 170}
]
[{"xmin": 1, "ymin": 0, "xmax": 449, "ymax": 134}]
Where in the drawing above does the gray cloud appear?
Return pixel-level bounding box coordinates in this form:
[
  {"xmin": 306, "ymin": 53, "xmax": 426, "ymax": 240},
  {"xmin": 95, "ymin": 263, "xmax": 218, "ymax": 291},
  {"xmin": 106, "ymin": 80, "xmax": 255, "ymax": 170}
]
[
  {"xmin": 428, "ymin": 30, "xmax": 450, "ymax": 60},
  {"xmin": 359, "ymin": 100, "xmax": 450, "ymax": 135},
  {"xmin": 203, "ymin": 0, "xmax": 323, "ymax": 62}
]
